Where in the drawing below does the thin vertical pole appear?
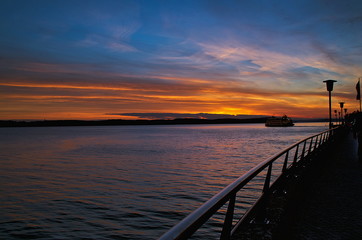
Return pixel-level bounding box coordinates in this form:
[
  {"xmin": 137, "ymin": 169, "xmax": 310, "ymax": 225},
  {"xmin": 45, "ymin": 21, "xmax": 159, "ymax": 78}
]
[
  {"xmin": 301, "ymin": 141, "xmax": 307, "ymax": 161},
  {"xmin": 314, "ymin": 135, "xmax": 319, "ymax": 150},
  {"xmin": 328, "ymin": 90, "xmax": 332, "ymax": 129},
  {"xmin": 358, "ymin": 78, "xmax": 362, "ymax": 112},
  {"xmin": 293, "ymin": 145, "xmax": 299, "ymax": 164},
  {"xmin": 263, "ymin": 164, "xmax": 273, "ymax": 193},
  {"xmin": 220, "ymin": 193, "xmax": 236, "ymax": 240},
  {"xmin": 308, "ymin": 138, "xmax": 314, "ymax": 155},
  {"xmin": 282, "ymin": 151, "xmax": 289, "ymax": 172}
]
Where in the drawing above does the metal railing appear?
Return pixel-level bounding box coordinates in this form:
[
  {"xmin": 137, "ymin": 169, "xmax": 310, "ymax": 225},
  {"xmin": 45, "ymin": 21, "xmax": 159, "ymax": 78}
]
[{"xmin": 159, "ymin": 127, "xmax": 340, "ymax": 240}]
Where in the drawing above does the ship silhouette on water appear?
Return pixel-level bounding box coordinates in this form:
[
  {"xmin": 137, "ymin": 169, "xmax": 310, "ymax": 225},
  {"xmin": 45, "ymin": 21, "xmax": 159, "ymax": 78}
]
[{"xmin": 265, "ymin": 115, "xmax": 294, "ymax": 127}]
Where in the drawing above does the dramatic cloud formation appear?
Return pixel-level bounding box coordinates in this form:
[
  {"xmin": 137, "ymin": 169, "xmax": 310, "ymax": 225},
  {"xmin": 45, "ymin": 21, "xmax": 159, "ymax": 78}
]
[{"xmin": 1, "ymin": 0, "xmax": 362, "ymax": 120}]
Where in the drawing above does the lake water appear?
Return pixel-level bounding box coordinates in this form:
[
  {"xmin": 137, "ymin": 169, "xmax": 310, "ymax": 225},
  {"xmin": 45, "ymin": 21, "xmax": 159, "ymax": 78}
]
[{"xmin": 0, "ymin": 122, "xmax": 327, "ymax": 239}]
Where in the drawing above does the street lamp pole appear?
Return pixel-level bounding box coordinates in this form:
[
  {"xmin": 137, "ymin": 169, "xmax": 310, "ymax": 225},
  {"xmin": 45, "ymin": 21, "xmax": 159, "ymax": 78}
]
[
  {"xmin": 339, "ymin": 102, "xmax": 344, "ymax": 125},
  {"xmin": 323, "ymin": 80, "xmax": 337, "ymax": 129}
]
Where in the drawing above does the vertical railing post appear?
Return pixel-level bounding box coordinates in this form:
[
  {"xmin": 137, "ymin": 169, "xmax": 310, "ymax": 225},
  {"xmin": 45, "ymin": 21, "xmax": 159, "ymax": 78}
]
[
  {"xmin": 220, "ymin": 193, "xmax": 236, "ymax": 240},
  {"xmin": 331, "ymin": 129, "xmax": 335, "ymax": 141},
  {"xmin": 293, "ymin": 144, "xmax": 299, "ymax": 164},
  {"xmin": 301, "ymin": 141, "xmax": 307, "ymax": 161},
  {"xmin": 263, "ymin": 164, "xmax": 273, "ymax": 193},
  {"xmin": 319, "ymin": 133, "xmax": 323, "ymax": 145},
  {"xmin": 282, "ymin": 151, "xmax": 289, "ymax": 172},
  {"xmin": 314, "ymin": 135, "xmax": 319, "ymax": 150},
  {"xmin": 318, "ymin": 134, "xmax": 323, "ymax": 146},
  {"xmin": 308, "ymin": 138, "xmax": 314, "ymax": 155}
]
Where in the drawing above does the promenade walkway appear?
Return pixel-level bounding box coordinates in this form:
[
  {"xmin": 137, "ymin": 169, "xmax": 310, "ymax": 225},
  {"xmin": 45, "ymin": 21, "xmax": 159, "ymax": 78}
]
[{"xmin": 274, "ymin": 131, "xmax": 362, "ymax": 239}]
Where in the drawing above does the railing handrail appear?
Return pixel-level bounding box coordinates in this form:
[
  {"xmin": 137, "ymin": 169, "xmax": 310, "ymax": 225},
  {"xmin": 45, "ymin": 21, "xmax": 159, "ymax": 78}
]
[{"xmin": 159, "ymin": 127, "xmax": 340, "ymax": 240}]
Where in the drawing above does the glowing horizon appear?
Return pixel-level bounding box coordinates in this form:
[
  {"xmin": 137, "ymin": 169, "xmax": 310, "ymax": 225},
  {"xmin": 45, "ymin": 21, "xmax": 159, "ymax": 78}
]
[{"xmin": 1, "ymin": 0, "xmax": 362, "ymax": 120}]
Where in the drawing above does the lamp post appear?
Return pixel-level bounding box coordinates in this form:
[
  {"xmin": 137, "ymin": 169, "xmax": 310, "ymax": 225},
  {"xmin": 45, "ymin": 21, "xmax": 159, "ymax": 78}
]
[
  {"xmin": 323, "ymin": 80, "xmax": 337, "ymax": 129},
  {"xmin": 339, "ymin": 102, "xmax": 344, "ymax": 125}
]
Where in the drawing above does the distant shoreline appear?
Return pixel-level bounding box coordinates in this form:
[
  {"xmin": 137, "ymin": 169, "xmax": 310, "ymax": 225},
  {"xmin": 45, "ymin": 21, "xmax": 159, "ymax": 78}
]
[
  {"xmin": 0, "ymin": 118, "xmax": 267, "ymax": 127},
  {"xmin": 0, "ymin": 118, "xmax": 328, "ymax": 127}
]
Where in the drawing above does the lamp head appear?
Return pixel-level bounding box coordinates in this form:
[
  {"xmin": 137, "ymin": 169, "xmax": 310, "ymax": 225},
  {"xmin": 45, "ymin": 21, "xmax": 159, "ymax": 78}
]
[{"xmin": 323, "ymin": 80, "xmax": 337, "ymax": 91}]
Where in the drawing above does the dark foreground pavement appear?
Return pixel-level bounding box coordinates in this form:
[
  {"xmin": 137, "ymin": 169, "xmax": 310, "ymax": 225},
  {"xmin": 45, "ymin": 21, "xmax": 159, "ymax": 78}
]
[{"xmin": 274, "ymin": 131, "xmax": 362, "ymax": 239}]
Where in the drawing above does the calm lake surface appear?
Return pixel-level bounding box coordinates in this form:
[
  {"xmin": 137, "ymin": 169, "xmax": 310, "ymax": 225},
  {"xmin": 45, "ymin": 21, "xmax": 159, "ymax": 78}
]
[{"xmin": 0, "ymin": 122, "xmax": 327, "ymax": 239}]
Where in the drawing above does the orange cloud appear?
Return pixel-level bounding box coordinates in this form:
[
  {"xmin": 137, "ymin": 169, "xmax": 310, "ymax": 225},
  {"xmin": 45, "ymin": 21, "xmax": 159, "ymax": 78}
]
[{"xmin": 1, "ymin": 58, "xmax": 359, "ymax": 120}]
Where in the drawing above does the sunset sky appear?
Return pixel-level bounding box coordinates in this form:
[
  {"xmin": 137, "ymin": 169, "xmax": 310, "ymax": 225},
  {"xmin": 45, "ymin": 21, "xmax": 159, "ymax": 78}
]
[{"xmin": 1, "ymin": 0, "xmax": 362, "ymax": 120}]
